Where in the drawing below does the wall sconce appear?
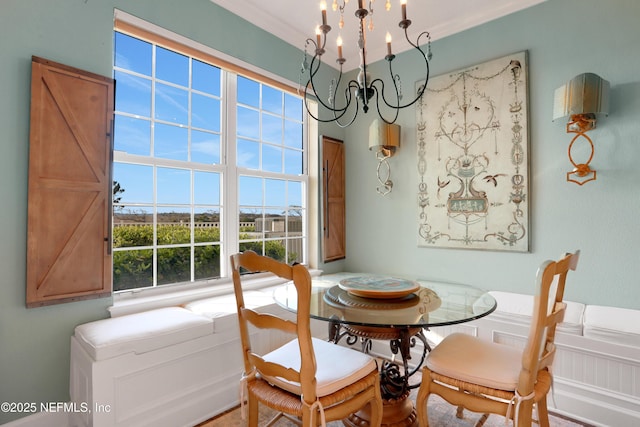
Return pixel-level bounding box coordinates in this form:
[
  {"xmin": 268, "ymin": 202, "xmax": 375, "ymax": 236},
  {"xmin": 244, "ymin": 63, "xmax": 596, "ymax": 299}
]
[
  {"xmin": 552, "ymin": 72, "xmax": 610, "ymax": 185},
  {"xmin": 369, "ymin": 119, "xmax": 400, "ymax": 195}
]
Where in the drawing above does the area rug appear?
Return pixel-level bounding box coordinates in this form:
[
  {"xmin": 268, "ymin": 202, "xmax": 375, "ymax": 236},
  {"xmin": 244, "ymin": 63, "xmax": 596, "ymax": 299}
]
[{"xmin": 198, "ymin": 393, "xmax": 590, "ymax": 427}]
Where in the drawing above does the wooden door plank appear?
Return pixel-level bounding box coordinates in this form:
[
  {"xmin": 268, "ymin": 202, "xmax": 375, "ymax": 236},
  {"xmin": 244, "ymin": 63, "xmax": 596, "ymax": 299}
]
[
  {"xmin": 322, "ymin": 136, "xmax": 346, "ymax": 262},
  {"xmin": 27, "ymin": 57, "xmax": 113, "ymax": 307}
]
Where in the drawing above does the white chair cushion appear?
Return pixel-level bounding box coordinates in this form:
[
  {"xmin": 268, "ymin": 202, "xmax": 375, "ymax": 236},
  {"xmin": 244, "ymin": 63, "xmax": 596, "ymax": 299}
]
[
  {"xmin": 583, "ymin": 305, "xmax": 640, "ymax": 347},
  {"xmin": 74, "ymin": 307, "xmax": 214, "ymax": 361},
  {"xmin": 426, "ymin": 333, "xmax": 521, "ymax": 391},
  {"xmin": 260, "ymin": 337, "xmax": 378, "ymax": 397},
  {"xmin": 488, "ymin": 291, "xmax": 585, "ymax": 335}
]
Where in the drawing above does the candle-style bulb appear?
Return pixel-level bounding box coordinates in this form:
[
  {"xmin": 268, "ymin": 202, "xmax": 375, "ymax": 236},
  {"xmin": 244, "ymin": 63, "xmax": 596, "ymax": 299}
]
[
  {"xmin": 337, "ymin": 35, "xmax": 343, "ymax": 59},
  {"xmin": 316, "ymin": 25, "xmax": 322, "ymax": 46},
  {"xmin": 386, "ymin": 32, "xmax": 392, "ymax": 56},
  {"xmin": 401, "ymin": 0, "xmax": 407, "ymax": 21},
  {"xmin": 320, "ymin": 2, "xmax": 327, "ymax": 26}
]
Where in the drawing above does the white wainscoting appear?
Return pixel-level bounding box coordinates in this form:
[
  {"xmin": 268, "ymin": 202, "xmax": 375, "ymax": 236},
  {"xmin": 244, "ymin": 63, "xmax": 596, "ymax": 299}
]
[{"xmin": 9, "ymin": 301, "xmax": 640, "ymax": 427}]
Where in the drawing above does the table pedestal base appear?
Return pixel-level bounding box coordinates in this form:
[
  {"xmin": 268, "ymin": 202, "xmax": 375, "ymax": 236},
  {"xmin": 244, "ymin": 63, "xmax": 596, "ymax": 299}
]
[{"xmin": 343, "ymin": 393, "xmax": 418, "ymax": 427}]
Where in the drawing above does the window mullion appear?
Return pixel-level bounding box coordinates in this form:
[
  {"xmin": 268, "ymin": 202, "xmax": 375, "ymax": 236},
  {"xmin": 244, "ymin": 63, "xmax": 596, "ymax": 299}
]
[
  {"xmin": 151, "ymin": 43, "xmax": 158, "ymax": 288},
  {"xmin": 223, "ymin": 72, "xmax": 238, "ymax": 278}
]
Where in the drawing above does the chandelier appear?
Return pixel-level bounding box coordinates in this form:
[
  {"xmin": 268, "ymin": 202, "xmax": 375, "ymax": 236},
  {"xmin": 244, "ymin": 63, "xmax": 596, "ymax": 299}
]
[{"xmin": 300, "ymin": 0, "xmax": 432, "ymax": 127}]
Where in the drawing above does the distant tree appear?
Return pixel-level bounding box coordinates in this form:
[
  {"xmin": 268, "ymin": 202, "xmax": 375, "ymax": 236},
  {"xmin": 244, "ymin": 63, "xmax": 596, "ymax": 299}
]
[{"xmin": 113, "ymin": 180, "xmax": 125, "ymax": 211}]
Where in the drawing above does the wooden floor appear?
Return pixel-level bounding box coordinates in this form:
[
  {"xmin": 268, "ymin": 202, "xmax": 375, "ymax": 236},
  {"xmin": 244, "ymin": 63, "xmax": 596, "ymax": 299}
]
[{"xmin": 195, "ymin": 394, "xmax": 592, "ymax": 427}]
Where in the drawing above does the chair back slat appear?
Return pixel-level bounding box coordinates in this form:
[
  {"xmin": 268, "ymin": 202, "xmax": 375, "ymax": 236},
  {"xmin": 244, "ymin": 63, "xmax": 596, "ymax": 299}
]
[
  {"xmin": 518, "ymin": 251, "xmax": 580, "ymax": 395},
  {"xmin": 241, "ymin": 308, "xmax": 297, "ymax": 334},
  {"xmin": 250, "ymin": 355, "xmax": 301, "ymax": 383}
]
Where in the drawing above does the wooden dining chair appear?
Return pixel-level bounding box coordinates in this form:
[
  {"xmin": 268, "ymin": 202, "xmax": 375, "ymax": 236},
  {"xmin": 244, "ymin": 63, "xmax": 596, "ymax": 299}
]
[
  {"xmin": 231, "ymin": 251, "xmax": 383, "ymax": 426},
  {"xmin": 416, "ymin": 250, "xmax": 580, "ymax": 427}
]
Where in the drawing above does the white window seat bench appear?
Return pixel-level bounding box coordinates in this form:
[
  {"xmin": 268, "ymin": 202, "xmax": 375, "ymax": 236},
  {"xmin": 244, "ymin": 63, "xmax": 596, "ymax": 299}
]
[
  {"xmin": 69, "ymin": 284, "xmax": 640, "ymax": 427},
  {"xmin": 69, "ymin": 285, "xmax": 327, "ymax": 427}
]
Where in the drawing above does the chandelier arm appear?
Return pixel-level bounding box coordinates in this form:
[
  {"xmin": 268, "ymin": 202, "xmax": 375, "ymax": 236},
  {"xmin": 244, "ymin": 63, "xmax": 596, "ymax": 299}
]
[
  {"xmin": 363, "ymin": 29, "xmax": 432, "ymax": 122},
  {"xmin": 328, "ymin": 64, "xmax": 351, "ymax": 112},
  {"xmin": 369, "ymin": 83, "xmax": 400, "ymax": 124},
  {"xmin": 303, "ymin": 34, "xmax": 363, "ymax": 124},
  {"xmin": 368, "ymin": 59, "xmax": 401, "ymax": 110},
  {"xmin": 383, "ymin": 30, "xmax": 431, "ymax": 110},
  {"xmin": 330, "ymin": 82, "xmax": 361, "ymax": 127},
  {"xmin": 401, "ymin": 29, "xmax": 431, "ymax": 107},
  {"xmin": 304, "ymin": 78, "xmax": 360, "ymax": 125},
  {"xmin": 306, "ymin": 49, "xmax": 353, "ymax": 116},
  {"xmin": 329, "ymin": 80, "xmax": 360, "ymax": 126}
]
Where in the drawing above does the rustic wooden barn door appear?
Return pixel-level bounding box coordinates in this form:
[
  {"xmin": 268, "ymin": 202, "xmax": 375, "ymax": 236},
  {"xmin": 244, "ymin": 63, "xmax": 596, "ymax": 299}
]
[
  {"xmin": 26, "ymin": 56, "xmax": 114, "ymax": 307},
  {"xmin": 322, "ymin": 136, "xmax": 346, "ymax": 262}
]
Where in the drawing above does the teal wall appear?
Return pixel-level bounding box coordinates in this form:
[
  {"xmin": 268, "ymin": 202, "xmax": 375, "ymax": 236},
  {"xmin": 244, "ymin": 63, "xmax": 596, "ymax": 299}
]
[
  {"xmin": 338, "ymin": 0, "xmax": 640, "ymax": 307},
  {"xmin": 0, "ymin": 0, "xmax": 315, "ymax": 423},
  {"xmin": 1, "ymin": 0, "xmax": 639, "ymax": 423}
]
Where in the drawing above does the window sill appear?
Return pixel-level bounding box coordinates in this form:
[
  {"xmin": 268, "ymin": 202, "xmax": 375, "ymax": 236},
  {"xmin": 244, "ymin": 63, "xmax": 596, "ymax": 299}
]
[{"xmin": 109, "ymin": 268, "xmax": 323, "ymax": 317}]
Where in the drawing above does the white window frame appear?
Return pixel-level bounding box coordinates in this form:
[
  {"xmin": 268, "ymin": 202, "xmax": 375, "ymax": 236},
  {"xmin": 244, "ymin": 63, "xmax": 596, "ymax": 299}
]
[{"xmin": 111, "ymin": 10, "xmax": 317, "ymax": 314}]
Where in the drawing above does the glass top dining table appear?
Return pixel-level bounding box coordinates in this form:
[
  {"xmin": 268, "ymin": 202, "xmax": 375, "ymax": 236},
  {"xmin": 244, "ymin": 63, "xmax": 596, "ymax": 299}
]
[
  {"xmin": 272, "ymin": 272, "xmax": 497, "ymax": 427},
  {"xmin": 272, "ymin": 272, "xmax": 497, "ymax": 330}
]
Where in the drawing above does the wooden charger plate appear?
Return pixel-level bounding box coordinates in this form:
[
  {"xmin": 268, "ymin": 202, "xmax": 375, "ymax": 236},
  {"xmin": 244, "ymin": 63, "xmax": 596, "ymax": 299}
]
[{"xmin": 338, "ymin": 276, "xmax": 421, "ymax": 299}]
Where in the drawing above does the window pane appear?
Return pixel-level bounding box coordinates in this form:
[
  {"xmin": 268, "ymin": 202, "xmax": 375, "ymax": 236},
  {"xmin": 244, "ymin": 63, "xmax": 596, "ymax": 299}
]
[
  {"xmin": 113, "ymin": 212, "xmax": 153, "ymax": 248},
  {"xmin": 264, "ymin": 209, "xmax": 285, "ymax": 235},
  {"xmin": 115, "ymin": 71, "xmax": 151, "ymax": 117},
  {"xmin": 262, "ymin": 144, "xmax": 282, "ymax": 173},
  {"xmin": 192, "ymin": 93, "xmax": 220, "ymax": 132},
  {"xmin": 239, "ymin": 176, "xmax": 262, "ymax": 206},
  {"xmin": 237, "ymin": 75, "xmax": 259, "ymax": 107},
  {"xmin": 284, "ymin": 120, "xmax": 302, "ymax": 149},
  {"xmin": 265, "ymin": 239, "xmax": 286, "ymax": 262},
  {"xmin": 285, "ymin": 93, "xmax": 302, "ymax": 121},
  {"xmin": 113, "ymin": 248, "xmax": 153, "ymax": 291},
  {"xmin": 262, "ymin": 113, "xmax": 282, "ymax": 144},
  {"xmin": 157, "ymin": 167, "xmax": 190, "ymax": 204},
  {"xmin": 156, "ymin": 46, "xmax": 189, "ymax": 87},
  {"xmin": 240, "ymin": 208, "xmax": 263, "ymax": 239},
  {"xmin": 240, "ymin": 241, "xmax": 264, "ymax": 256},
  {"xmin": 113, "ymin": 163, "xmax": 153, "ymax": 204},
  {"xmin": 265, "ymin": 179, "xmax": 285, "ymax": 207},
  {"xmin": 154, "ymin": 123, "xmax": 188, "ymax": 161},
  {"xmin": 157, "ymin": 208, "xmax": 191, "ymax": 245},
  {"xmin": 192, "ymin": 60, "xmax": 220, "ymax": 96},
  {"xmin": 194, "ymin": 208, "xmax": 220, "ymax": 243},
  {"xmin": 195, "ymin": 244, "xmax": 221, "ymax": 280},
  {"xmin": 237, "ymin": 138, "xmax": 259, "ymax": 169},
  {"xmin": 194, "ymin": 171, "xmax": 220, "ymax": 205},
  {"xmin": 284, "ymin": 148, "xmax": 302, "ymax": 175},
  {"xmin": 157, "ymin": 247, "xmax": 190, "ymax": 285},
  {"xmin": 239, "ymin": 208, "xmax": 260, "ymax": 232},
  {"xmin": 237, "ymin": 106, "xmax": 259, "ymax": 139},
  {"xmin": 288, "ymin": 181, "xmax": 303, "ymax": 207},
  {"xmin": 287, "ymin": 209, "xmax": 305, "ymax": 231},
  {"xmin": 114, "ymin": 115, "xmax": 151, "ymax": 155},
  {"xmin": 155, "ymin": 82, "xmax": 188, "ymax": 124},
  {"xmin": 115, "ymin": 32, "xmax": 152, "ymax": 76},
  {"xmin": 262, "ymin": 85, "xmax": 282, "ymax": 115},
  {"xmin": 191, "ymin": 130, "xmax": 220, "ymax": 164},
  {"xmin": 287, "ymin": 238, "xmax": 304, "ymax": 264}
]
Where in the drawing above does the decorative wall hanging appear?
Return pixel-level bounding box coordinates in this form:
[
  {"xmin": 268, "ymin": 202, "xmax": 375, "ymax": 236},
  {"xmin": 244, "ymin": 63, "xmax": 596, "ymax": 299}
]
[{"xmin": 415, "ymin": 51, "xmax": 529, "ymax": 252}]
